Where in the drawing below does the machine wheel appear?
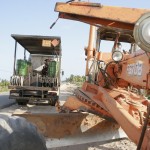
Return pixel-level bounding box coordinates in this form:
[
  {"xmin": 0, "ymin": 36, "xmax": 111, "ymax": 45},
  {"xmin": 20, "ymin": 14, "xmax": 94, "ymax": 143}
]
[
  {"xmin": 48, "ymin": 96, "xmax": 59, "ymax": 106},
  {"xmin": 16, "ymin": 99, "xmax": 29, "ymax": 105},
  {"xmin": 0, "ymin": 114, "xmax": 47, "ymax": 150}
]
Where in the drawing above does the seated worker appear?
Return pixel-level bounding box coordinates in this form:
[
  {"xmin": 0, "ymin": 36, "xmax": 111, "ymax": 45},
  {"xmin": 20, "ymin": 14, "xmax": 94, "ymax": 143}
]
[{"xmin": 41, "ymin": 59, "xmax": 49, "ymax": 76}]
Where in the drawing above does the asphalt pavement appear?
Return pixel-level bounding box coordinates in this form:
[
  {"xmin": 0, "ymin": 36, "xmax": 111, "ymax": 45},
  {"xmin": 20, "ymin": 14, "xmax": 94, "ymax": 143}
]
[{"xmin": 0, "ymin": 92, "xmax": 16, "ymax": 109}]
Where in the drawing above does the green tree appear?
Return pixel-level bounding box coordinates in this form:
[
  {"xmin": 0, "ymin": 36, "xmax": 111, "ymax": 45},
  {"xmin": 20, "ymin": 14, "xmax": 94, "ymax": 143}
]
[{"xmin": 66, "ymin": 75, "xmax": 85, "ymax": 85}]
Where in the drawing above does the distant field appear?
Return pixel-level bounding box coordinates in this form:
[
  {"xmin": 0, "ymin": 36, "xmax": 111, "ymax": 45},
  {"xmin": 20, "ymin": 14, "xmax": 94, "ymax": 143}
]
[{"xmin": 0, "ymin": 86, "xmax": 9, "ymax": 92}]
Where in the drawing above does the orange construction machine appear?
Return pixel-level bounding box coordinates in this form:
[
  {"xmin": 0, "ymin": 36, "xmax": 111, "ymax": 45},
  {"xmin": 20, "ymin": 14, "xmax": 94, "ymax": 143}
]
[
  {"xmin": 54, "ymin": 1, "xmax": 150, "ymax": 149},
  {"xmin": 4, "ymin": 2, "xmax": 150, "ymax": 150}
]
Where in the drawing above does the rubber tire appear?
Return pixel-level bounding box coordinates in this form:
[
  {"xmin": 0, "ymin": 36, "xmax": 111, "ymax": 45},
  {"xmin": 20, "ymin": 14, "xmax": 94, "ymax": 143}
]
[
  {"xmin": 0, "ymin": 114, "xmax": 47, "ymax": 150},
  {"xmin": 51, "ymin": 98, "xmax": 57, "ymax": 106},
  {"xmin": 49, "ymin": 96, "xmax": 59, "ymax": 106}
]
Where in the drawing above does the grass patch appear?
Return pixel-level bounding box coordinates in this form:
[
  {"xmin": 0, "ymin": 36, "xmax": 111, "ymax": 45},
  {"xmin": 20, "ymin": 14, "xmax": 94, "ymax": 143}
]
[{"xmin": 0, "ymin": 86, "xmax": 9, "ymax": 93}]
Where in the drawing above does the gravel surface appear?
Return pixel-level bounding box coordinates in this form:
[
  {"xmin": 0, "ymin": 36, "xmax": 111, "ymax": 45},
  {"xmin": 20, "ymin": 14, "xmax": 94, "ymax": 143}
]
[{"xmin": 97, "ymin": 139, "xmax": 136, "ymax": 150}]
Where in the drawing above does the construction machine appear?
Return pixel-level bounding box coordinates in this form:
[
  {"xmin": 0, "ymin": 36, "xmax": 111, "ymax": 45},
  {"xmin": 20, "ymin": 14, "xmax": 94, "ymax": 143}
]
[
  {"xmin": 54, "ymin": 1, "xmax": 150, "ymax": 149},
  {"xmin": 2, "ymin": 1, "xmax": 150, "ymax": 150},
  {"xmin": 8, "ymin": 35, "xmax": 61, "ymax": 106}
]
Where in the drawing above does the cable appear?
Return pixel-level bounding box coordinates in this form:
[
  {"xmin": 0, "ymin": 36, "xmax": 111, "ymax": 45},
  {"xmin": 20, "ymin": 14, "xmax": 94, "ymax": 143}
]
[
  {"xmin": 66, "ymin": 0, "xmax": 74, "ymax": 3},
  {"xmin": 104, "ymin": 61, "xmax": 115, "ymax": 73},
  {"xmin": 96, "ymin": 61, "xmax": 115, "ymax": 87}
]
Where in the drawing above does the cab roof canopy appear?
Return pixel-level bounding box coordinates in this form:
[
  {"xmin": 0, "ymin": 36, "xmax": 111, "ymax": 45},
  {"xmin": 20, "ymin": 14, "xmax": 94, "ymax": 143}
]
[
  {"xmin": 98, "ymin": 27, "xmax": 134, "ymax": 43},
  {"xmin": 11, "ymin": 34, "xmax": 61, "ymax": 55}
]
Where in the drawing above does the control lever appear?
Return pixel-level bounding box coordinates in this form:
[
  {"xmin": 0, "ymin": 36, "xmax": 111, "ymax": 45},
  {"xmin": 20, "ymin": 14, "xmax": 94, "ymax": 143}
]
[{"xmin": 50, "ymin": 18, "xmax": 59, "ymax": 29}]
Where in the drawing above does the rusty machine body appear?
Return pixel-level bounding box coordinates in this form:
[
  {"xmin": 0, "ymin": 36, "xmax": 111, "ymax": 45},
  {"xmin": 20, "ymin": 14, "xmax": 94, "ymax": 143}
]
[
  {"xmin": 54, "ymin": 1, "xmax": 150, "ymax": 149},
  {"xmin": 9, "ymin": 2, "xmax": 150, "ymax": 150}
]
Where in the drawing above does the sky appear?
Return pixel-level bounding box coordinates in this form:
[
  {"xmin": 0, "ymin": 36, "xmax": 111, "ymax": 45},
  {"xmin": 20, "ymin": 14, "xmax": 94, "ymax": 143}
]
[{"xmin": 0, "ymin": 0, "xmax": 150, "ymax": 81}]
